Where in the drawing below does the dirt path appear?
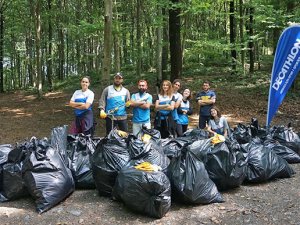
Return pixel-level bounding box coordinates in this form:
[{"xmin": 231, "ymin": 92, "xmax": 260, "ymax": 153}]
[{"xmin": 1, "ymin": 90, "xmax": 300, "ymax": 225}]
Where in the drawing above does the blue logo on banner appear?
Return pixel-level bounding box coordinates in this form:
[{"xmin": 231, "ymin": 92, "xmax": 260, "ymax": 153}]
[{"xmin": 267, "ymin": 25, "xmax": 300, "ymax": 126}]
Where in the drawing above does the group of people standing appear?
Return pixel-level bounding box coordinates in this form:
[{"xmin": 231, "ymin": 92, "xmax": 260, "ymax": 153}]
[{"xmin": 69, "ymin": 72, "xmax": 230, "ymax": 138}]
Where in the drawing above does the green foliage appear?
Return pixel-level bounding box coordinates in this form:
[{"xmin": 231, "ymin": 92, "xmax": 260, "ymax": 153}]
[{"xmin": 2, "ymin": 0, "xmax": 300, "ymax": 98}]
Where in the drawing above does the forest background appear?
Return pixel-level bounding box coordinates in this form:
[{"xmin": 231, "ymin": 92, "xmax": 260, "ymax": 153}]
[{"xmin": 0, "ymin": 0, "xmax": 300, "ymax": 137}]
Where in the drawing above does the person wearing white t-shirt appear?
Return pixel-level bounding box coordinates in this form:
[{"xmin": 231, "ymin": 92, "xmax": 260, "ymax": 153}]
[
  {"xmin": 69, "ymin": 76, "xmax": 95, "ymax": 135},
  {"xmin": 154, "ymin": 80, "xmax": 175, "ymax": 138},
  {"xmin": 172, "ymin": 79, "xmax": 183, "ymax": 136}
]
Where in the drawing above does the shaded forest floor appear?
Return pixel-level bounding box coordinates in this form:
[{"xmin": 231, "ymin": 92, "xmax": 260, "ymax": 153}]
[{"xmin": 1, "ymin": 83, "xmax": 300, "ymax": 225}]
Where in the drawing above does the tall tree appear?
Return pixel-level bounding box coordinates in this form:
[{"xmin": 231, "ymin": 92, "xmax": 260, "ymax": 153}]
[
  {"xmin": 102, "ymin": 0, "xmax": 113, "ymax": 84},
  {"xmin": 248, "ymin": 5, "xmax": 254, "ymax": 74},
  {"xmin": 239, "ymin": 0, "xmax": 245, "ymax": 70},
  {"xmin": 272, "ymin": 0, "xmax": 280, "ymax": 55},
  {"xmin": 169, "ymin": 0, "xmax": 182, "ymax": 81},
  {"xmin": 47, "ymin": 0, "xmax": 53, "ymax": 91},
  {"xmin": 57, "ymin": 0, "xmax": 65, "ymax": 80},
  {"xmin": 162, "ymin": 7, "xmax": 168, "ymax": 81},
  {"xmin": 229, "ymin": 0, "xmax": 237, "ymax": 73},
  {"xmin": 29, "ymin": 0, "xmax": 42, "ymax": 97},
  {"xmin": 0, "ymin": 0, "xmax": 7, "ymax": 93},
  {"xmin": 136, "ymin": 0, "xmax": 141, "ymax": 76},
  {"xmin": 156, "ymin": 3, "xmax": 162, "ymax": 93},
  {"xmin": 113, "ymin": 0, "xmax": 120, "ymax": 73}
]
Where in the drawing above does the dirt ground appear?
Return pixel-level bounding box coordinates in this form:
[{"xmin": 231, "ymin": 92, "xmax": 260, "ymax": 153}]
[{"xmin": 1, "ymin": 88, "xmax": 300, "ymax": 225}]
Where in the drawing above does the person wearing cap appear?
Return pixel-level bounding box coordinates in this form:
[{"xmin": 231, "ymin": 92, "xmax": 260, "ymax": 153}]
[
  {"xmin": 129, "ymin": 80, "xmax": 153, "ymax": 136},
  {"xmin": 98, "ymin": 72, "xmax": 130, "ymax": 135}
]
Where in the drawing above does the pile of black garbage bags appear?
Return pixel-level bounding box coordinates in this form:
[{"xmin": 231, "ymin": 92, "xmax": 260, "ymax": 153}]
[{"xmin": 1, "ymin": 118, "xmax": 300, "ymax": 218}]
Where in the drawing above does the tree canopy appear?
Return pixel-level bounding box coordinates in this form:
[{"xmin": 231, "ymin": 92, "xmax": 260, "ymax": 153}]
[{"xmin": 0, "ymin": 0, "xmax": 299, "ymax": 93}]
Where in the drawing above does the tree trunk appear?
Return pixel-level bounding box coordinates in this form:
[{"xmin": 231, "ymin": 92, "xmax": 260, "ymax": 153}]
[
  {"xmin": 57, "ymin": 0, "xmax": 65, "ymax": 80},
  {"xmin": 136, "ymin": 0, "xmax": 141, "ymax": 76},
  {"xmin": 156, "ymin": 5, "xmax": 162, "ymax": 94},
  {"xmin": 114, "ymin": 35, "xmax": 121, "ymax": 73},
  {"xmin": 47, "ymin": 0, "xmax": 53, "ymax": 91},
  {"xmin": 35, "ymin": 0, "xmax": 42, "ymax": 98},
  {"xmin": 102, "ymin": 0, "xmax": 113, "ymax": 84},
  {"xmin": 272, "ymin": 1, "xmax": 280, "ymax": 55},
  {"xmin": 75, "ymin": 0, "xmax": 82, "ymax": 75},
  {"xmin": 239, "ymin": 0, "xmax": 245, "ymax": 72},
  {"xmin": 0, "ymin": 7, "xmax": 4, "ymax": 92},
  {"xmin": 169, "ymin": 0, "xmax": 182, "ymax": 82},
  {"xmin": 113, "ymin": 0, "xmax": 121, "ymax": 73},
  {"xmin": 248, "ymin": 6, "xmax": 254, "ymax": 74},
  {"xmin": 229, "ymin": 0, "xmax": 237, "ymax": 74},
  {"xmin": 122, "ymin": 14, "xmax": 128, "ymax": 65},
  {"xmin": 26, "ymin": 34, "xmax": 34, "ymax": 87},
  {"xmin": 162, "ymin": 7, "xmax": 169, "ymax": 81}
]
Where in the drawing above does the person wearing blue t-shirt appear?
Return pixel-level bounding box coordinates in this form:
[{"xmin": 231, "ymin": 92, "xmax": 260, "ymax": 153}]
[
  {"xmin": 130, "ymin": 80, "xmax": 153, "ymax": 136},
  {"xmin": 69, "ymin": 76, "xmax": 95, "ymax": 135},
  {"xmin": 196, "ymin": 81, "xmax": 216, "ymax": 129},
  {"xmin": 177, "ymin": 88, "xmax": 193, "ymax": 136},
  {"xmin": 98, "ymin": 72, "xmax": 130, "ymax": 135}
]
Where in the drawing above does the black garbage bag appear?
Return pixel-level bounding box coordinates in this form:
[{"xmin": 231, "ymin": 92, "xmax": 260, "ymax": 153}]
[
  {"xmin": 184, "ymin": 138, "xmax": 212, "ymax": 162},
  {"xmin": 128, "ymin": 136, "xmax": 169, "ymax": 172},
  {"xmin": 183, "ymin": 128, "xmax": 209, "ymax": 140},
  {"xmin": 232, "ymin": 123, "xmax": 252, "ymax": 144},
  {"xmin": 272, "ymin": 126, "xmax": 300, "ymax": 154},
  {"xmin": 0, "ymin": 162, "xmax": 29, "ymax": 202},
  {"xmin": 22, "ymin": 138, "xmax": 75, "ymax": 213},
  {"xmin": 250, "ymin": 118, "xmax": 269, "ymax": 140},
  {"xmin": 0, "ymin": 142, "xmax": 31, "ymax": 202},
  {"xmin": 161, "ymin": 137, "xmax": 192, "ymax": 159},
  {"xmin": 67, "ymin": 134, "xmax": 98, "ymax": 189},
  {"xmin": 167, "ymin": 147, "xmax": 223, "ymax": 204},
  {"xmin": 242, "ymin": 139, "xmax": 295, "ymax": 183},
  {"xmin": 0, "ymin": 144, "xmax": 12, "ymax": 165},
  {"xmin": 107, "ymin": 128, "xmax": 128, "ymax": 148},
  {"xmin": 205, "ymin": 142, "xmax": 248, "ymax": 191},
  {"xmin": 8, "ymin": 140, "xmax": 33, "ymax": 163},
  {"xmin": 263, "ymin": 138, "xmax": 300, "ymax": 164},
  {"xmin": 226, "ymin": 136, "xmax": 242, "ymax": 152},
  {"xmin": 137, "ymin": 126, "xmax": 162, "ymax": 145},
  {"xmin": 50, "ymin": 125, "xmax": 70, "ymax": 167},
  {"xmin": 112, "ymin": 166, "xmax": 171, "ymax": 218},
  {"xmin": 0, "ymin": 144, "xmax": 13, "ymax": 200},
  {"xmin": 127, "ymin": 135, "xmax": 147, "ymax": 158},
  {"xmin": 91, "ymin": 136, "xmax": 130, "ymax": 196}
]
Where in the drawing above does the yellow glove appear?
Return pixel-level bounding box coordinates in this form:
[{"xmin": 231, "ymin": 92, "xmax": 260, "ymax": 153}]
[
  {"xmin": 141, "ymin": 134, "xmax": 151, "ymax": 143},
  {"xmin": 100, "ymin": 110, "xmax": 107, "ymax": 119},
  {"xmin": 125, "ymin": 100, "xmax": 132, "ymax": 107},
  {"xmin": 134, "ymin": 162, "xmax": 161, "ymax": 172},
  {"xmin": 211, "ymin": 134, "xmax": 225, "ymax": 145},
  {"xmin": 117, "ymin": 130, "xmax": 128, "ymax": 138}
]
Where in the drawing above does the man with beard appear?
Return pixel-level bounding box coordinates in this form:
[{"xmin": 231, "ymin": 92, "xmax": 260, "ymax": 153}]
[
  {"xmin": 129, "ymin": 80, "xmax": 153, "ymax": 136},
  {"xmin": 98, "ymin": 72, "xmax": 130, "ymax": 135}
]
